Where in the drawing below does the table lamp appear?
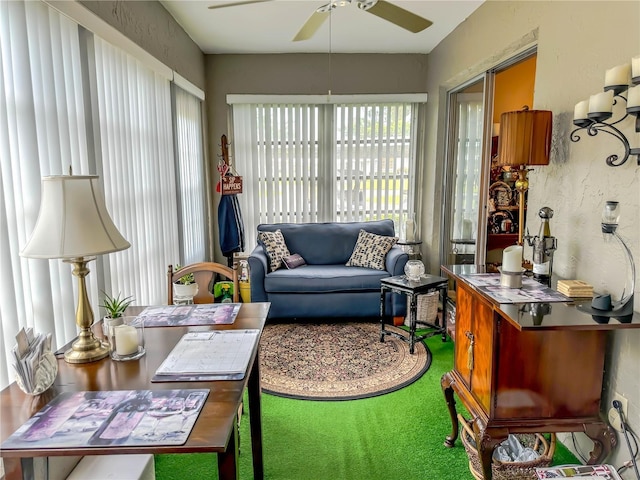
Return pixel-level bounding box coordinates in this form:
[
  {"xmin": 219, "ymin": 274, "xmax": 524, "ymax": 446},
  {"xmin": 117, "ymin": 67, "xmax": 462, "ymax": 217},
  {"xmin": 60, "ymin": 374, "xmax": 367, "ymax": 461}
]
[
  {"xmin": 495, "ymin": 108, "xmax": 553, "ymax": 245},
  {"xmin": 21, "ymin": 175, "xmax": 130, "ymax": 363}
]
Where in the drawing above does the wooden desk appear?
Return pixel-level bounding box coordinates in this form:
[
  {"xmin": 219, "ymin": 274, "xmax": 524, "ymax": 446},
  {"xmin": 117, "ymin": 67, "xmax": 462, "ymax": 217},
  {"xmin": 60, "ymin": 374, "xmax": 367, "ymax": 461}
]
[
  {"xmin": 440, "ymin": 265, "xmax": 640, "ymax": 480},
  {"xmin": 0, "ymin": 302, "xmax": 270, "ymax": 480}
]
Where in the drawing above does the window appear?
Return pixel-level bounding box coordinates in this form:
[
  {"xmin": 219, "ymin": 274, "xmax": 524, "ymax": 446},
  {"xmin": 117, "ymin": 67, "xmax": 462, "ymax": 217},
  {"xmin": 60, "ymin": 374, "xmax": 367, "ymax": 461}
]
[
  {"xmin": 0, "ymin": 0, "xmax": 207, "ymax": 388},
  {"xmin": 230, "ymin": 95, "xmax": 424, "ymax": 249}
]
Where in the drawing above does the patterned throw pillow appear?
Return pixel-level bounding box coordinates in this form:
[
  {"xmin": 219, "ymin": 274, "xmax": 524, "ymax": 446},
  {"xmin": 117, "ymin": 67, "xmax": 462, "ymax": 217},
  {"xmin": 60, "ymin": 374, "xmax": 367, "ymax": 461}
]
[
  {"xmin": 258, "ymin": 229, "xmax": 291, "ymax": 272},
  {"xmin": 346, "ymin": 229, "xmax": 398, "ymax": 270}
]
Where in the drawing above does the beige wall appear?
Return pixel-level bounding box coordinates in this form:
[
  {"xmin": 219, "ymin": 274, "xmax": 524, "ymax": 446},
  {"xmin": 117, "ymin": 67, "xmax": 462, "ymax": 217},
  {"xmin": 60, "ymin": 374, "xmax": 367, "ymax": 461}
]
[
  {"xmin": 205, "ymin": 53, "xmax": 428, "ymax": 254},
  {"xmin": 425, "ymin": 1, "xmax": 639, "ymax": 473},
  {"xmin": 79, "ymin": 0, "xmax": 205, "ymax": 89}
]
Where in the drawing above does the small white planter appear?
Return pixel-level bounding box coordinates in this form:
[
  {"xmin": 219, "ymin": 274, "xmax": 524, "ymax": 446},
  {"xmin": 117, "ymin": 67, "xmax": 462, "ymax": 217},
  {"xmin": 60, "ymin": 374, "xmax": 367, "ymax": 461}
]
[{"xmin": 174, "ymin": 282, "xmax": 198, "ymax": 300}]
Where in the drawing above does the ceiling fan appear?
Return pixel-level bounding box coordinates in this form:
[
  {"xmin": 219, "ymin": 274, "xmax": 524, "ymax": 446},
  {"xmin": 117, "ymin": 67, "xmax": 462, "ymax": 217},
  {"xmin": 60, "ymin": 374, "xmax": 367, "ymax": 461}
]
[{"xmin": 208, "ymin": 0, "xmax": 433, "ymax": 42}]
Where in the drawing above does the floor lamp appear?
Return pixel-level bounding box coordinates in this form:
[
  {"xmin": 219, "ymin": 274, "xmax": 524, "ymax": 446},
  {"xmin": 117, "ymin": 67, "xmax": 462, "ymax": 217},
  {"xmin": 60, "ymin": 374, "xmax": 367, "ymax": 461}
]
[
  {"xmin": 21, "ymin": 175, "xmax": 130, "ymax": 363},
  {"xmin": 495, "ymin": 108, "xmax": 553, "ymax": 245}
]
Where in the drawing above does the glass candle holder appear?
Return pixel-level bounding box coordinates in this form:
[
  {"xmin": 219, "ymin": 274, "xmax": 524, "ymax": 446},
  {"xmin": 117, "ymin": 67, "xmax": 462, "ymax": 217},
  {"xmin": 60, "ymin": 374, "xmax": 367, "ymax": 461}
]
[
  {"xmin": 404, "ymin": 260, "xmax": 425, "ymax": 281},
  {"xmin": 107, "ymin": 316, "xmax": 145, "ymax": 361}
]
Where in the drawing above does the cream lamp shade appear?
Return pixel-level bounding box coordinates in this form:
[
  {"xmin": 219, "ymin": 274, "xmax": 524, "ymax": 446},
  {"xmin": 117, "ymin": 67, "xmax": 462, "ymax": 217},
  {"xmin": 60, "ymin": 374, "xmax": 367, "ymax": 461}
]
[
  {"xmin": 21, "ymin": 175, "xmax": 130, "ymax": 259},
  {"xmin": 496, "ymin": 109, "xmax": 553, "ymax": 166},
  {"xmin": 20, "ymin": 174, "xmax": 130, "ymax": 364}
]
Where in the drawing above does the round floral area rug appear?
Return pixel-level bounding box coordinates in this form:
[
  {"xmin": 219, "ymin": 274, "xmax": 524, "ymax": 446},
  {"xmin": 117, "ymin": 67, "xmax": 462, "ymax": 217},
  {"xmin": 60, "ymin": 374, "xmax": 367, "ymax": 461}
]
[{"xmin": 259, "ymin": 321, "xmax": 432, "ymax": 401}]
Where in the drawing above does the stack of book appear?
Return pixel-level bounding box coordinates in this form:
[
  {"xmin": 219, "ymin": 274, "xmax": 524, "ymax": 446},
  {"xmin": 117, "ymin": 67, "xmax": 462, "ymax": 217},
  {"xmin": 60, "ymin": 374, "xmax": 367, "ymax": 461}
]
[{"xmin": 557, "ymin": 280, "xmax": 594, "ymax": 298}]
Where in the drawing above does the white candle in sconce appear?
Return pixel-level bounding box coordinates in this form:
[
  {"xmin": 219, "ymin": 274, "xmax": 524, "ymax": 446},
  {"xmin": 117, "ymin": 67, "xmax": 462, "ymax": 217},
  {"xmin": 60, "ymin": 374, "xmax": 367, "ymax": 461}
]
[
  {"xmin": 588, "ymin": 90, "xmax": 614, "ymax": 114},
  {"xmin": 604, "ymin": 63, "xmax": 631, "ymax": 87},
  {"xmin": 628, "ymin": 84, "xmax": 640, "ymax": 108},
  {"xmin": 573, "ymin": 100, "xmax": 589, "ymax": 120},
  {"xmin": 502, "ymin": 245, "xmax": 523, "ymax": 273},
  {"xmin": 632, "ymin": 56, "xmax": 640, "ymax": 81},
  {"xmin": 114, "ymin": 324, "xmax": 139, "ymax": 356}
]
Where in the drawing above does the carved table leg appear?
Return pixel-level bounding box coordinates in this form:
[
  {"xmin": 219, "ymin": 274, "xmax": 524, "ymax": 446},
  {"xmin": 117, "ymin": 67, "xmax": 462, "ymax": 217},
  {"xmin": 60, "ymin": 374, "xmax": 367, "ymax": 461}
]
[
  {"xmin": 475, "ymin": 424, "xmax": 509, "ymax": 480},
  {"xmin": 584, "ymin": 422, "xmax": 617, "ymax": 464},
  {"xmin": 441, "ymin": 372, "xmax": 459, "ymax": 447}
]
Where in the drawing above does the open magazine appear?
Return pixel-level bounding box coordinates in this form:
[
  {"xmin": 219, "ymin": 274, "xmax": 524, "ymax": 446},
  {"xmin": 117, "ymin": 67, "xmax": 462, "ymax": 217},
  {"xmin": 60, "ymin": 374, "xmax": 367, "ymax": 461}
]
[{"xmin": 536, "ymin": 464, "xmax": 622, "ymax": 479}]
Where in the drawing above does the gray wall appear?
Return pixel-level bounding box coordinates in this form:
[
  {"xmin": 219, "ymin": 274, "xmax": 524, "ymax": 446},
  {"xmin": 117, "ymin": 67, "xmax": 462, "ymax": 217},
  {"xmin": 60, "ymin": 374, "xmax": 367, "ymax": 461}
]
[
  {"xmin": 79, "ymin": 0, "xmax": 205, "ymax": 89},
  {"xmin": 205, "ymin": 53, "xmax": 429, "ymax": 255},
  {"xmin": 424, "ymin": 1, "xmax": 639, "ymax": 474}
]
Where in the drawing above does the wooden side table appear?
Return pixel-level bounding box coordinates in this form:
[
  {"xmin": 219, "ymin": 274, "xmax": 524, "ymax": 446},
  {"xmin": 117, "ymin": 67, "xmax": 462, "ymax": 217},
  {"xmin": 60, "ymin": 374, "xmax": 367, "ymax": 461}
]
[{"xmin": 380, "ymin": 274, "xmax": 448, "ymax": 354}]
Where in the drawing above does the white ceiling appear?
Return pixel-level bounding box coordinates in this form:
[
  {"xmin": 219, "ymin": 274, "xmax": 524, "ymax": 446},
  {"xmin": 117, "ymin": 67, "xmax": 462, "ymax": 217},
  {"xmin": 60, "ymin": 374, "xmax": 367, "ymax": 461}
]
[{"xmin": 160, "ymin": 0, "xmax": 484, "ymax": 54}]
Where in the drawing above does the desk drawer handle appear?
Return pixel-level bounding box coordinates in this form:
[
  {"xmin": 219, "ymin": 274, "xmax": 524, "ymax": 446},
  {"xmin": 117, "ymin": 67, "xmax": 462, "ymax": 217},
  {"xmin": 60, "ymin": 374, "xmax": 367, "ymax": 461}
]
[{"xmin": 465, "ymin": 331, "xmax": 474, "ymax": 371}]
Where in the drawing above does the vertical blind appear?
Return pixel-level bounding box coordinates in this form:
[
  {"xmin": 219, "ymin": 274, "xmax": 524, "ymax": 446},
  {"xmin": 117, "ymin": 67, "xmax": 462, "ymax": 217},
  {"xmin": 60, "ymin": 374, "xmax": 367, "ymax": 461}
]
[
  {"xmin": 0, "ymin": 0, "xmax": 207, "ymax": 389},
  {"xmin": 231, "ymin": 100, "xmax": 420, "ymax": 250},
  {"xmin": 451, "ymin": 94, "xmax": 483, "ymax": 241},
  {"xmin": 92, "ymin": 36, "xmax": 179, "ymax": 304}
]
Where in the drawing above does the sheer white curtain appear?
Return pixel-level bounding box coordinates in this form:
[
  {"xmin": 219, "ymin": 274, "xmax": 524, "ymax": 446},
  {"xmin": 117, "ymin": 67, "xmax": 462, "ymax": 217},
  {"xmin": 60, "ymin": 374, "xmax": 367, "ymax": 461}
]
[
  {"xmin": 452, "ymin": 93, "xmax": 483, "ymax": 240},
  {"xmin": 0, "ymin": 1, "xmax": 90, "ymax": 388},
  {"xmin": 230, "ymin": 98, "xmax": 420, "ymax": 250},
  {"xmin": 92, "ymin": 36, "xmax": 179, "ymax": 305},
  {"xmin": 173, "ymin": 86, "xmax": 207, "ymax": 264}
]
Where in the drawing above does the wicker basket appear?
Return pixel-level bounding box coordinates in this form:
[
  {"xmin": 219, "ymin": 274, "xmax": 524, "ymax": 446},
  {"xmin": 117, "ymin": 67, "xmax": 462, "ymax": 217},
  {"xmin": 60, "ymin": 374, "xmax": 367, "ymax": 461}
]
[
  {"xmin": 458, "ymin": 415, "xmax": 556, "ymax": 480},
  {"xmin": 405, "ymin": 291, "xmax": 439, "ymax": 326}
]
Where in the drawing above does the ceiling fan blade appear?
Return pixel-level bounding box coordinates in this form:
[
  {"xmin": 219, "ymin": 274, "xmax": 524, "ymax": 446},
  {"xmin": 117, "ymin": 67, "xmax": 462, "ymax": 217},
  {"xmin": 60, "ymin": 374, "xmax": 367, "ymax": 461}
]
[
  {"xmin": 292, "ymin": 10, "xmax": 330, "ymax": 42},
  {"xmin": 362, "ymin": 0, "xmax": 432, "ymax": 33},
  {"xmin": 208, "ymin": 0, "xmax": 274, "ymax": 10}
]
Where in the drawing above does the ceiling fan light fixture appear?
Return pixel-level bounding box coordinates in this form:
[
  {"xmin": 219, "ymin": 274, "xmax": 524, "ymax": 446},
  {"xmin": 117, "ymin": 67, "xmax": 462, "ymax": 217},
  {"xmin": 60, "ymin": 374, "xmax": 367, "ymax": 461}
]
[
  {"xmin": 317, "ymin": 0, "xmax": 352, "ymax": 14},
  {"xmin": 357, "ymin": 0, "xmax": 378, "ymax": 11}
]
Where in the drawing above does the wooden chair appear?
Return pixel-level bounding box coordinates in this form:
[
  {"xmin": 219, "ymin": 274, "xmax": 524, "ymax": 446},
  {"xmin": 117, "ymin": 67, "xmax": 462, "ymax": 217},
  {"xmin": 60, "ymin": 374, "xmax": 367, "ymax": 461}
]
[{"xmin": 167, "ymin": 262, "xmax": 239, "ymax": 305}]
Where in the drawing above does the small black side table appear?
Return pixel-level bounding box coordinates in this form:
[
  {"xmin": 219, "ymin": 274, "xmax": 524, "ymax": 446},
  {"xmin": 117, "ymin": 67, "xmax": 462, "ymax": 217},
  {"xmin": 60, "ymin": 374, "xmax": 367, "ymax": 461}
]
[{"xmin": 380, "ymin": 274, "xmax": 448, "ymax": 354}]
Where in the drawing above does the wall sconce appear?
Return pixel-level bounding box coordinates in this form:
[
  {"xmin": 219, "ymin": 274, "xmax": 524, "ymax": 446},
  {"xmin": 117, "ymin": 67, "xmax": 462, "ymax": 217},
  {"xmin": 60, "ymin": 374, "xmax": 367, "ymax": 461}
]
[
  {"xmin": 571, "ymin": 55, "xmax": 640, "ymax": 167},
  {"xmin": 577, "ymin": 201, "xmax": 635, "ymax": 323}
]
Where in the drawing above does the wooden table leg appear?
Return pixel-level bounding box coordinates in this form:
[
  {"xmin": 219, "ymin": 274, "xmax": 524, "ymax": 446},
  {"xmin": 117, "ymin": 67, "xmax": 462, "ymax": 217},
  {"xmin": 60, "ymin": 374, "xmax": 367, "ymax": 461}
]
[
  {"xmin": 218, "ymin": 419, "xmax": 239, "ymax": 480},
  {"xmin": 2, "ymin": 457, "xmax": 24, "ymax": 480},
  {"xmin": 584, "ymin": 422, "xmax": 617, "ymax": 464},
  {"xmin": 476, "ymin": 424, "xmax": 508, "ymax": 480},
  {"xmin": 441, "ymin": 372, "xmax": 459, "ymax": 448},
  {"xmin": 248, "ymin": 350, "xmax": 264, "ymax": 480}
]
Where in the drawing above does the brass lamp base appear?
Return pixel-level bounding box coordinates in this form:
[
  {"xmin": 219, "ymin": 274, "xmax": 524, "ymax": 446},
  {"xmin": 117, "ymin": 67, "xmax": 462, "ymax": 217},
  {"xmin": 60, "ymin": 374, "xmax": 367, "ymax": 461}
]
[
  {"xmin": 64, "ymin": 256, "xmax": 109, "ymax": 364},
  {"xmin": 64, "ymin": 332, "xmax": 109, "ymax": 363}
]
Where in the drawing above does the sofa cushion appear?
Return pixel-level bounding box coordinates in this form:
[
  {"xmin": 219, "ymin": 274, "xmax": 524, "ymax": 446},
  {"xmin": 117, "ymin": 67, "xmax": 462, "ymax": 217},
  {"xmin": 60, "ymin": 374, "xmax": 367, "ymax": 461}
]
[
  {"xmin": 346, "ymin": 229, "xmax": 398, "ymax": 270},
  {"xmin": 258, "ymin": 229, "xmax": 290, "ymax": 272},
  {"xmin": 283, "ymin": 253, "xmax": 306, "ymax": 269},
  {"xmin": 264, "ymin": 265, "xmax": 389, "ymax": 293},
  {"xmin": 256, "ymin": 219, "xmax": 395, "ymax": 265}
]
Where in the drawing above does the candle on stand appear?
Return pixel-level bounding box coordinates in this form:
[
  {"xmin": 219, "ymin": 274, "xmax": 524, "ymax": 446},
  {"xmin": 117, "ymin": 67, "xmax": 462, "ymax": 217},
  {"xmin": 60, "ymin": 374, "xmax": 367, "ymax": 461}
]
[
  {"xmin": 604, "ymin": 63, "xmax": 631, "ymax": 87},
  {"xmin": 405, "ymin": 218, "xmax": 415, "ymax": 242},
  {"xmin": 632, "ymin": 55, "xmax": 640, "ymax": 83},
  {"xmin": 502, "ymin": 245, "xmax": 523, "ymax": 272},
  {"xmin": 588, "ymin": 91, "xmax": 614, "ymax": 114},
  {"xmin": 628, "ymin": 84, "xmax": 640, "ymax": 108},
  {"xmin": 114, "ymin": 324, "xmax": 139, "ymax": 356},
  {"xmin": 573, "ymin": 100, "xmax": 589, "ymax": 121}
]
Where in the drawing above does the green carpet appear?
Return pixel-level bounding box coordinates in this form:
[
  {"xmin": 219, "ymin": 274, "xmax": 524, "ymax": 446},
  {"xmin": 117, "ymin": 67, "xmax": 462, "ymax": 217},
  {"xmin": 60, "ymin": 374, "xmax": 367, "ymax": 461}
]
[{"xmin": 155, "ymin": 334, "xmax": 578, "ymax": 479}]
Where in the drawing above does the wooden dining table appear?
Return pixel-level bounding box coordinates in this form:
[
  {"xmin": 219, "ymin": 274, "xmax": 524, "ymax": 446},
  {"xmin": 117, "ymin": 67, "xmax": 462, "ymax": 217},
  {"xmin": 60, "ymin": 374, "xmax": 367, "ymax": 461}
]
[{"xmin": 0, "ymin": 302, "xmax": 270, "ymax": 480}]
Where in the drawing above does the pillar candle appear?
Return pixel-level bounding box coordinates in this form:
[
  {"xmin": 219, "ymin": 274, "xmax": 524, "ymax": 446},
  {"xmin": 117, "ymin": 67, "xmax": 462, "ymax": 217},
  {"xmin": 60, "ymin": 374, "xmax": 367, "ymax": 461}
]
[
  {"xmin": 114, "ymin": 324, "xmax": 138, "ymax": 356},
  {"xmin": 573, "ymin": 100, "xmax": 589, "ymax": 120},
  {"xmin": 502, "ymin": 245, "xmax": 523, "ymax": 272},
  {"xmin": 632, "ymin": 55, "xmax": 640, "ymax": 81},
  {"xmin": 588, "ymin": 91, "xmax": 614, "ymax": 114},
  {"xmin": 628, "ymin": 84, "xmax": 640, "ymax": 108},
  {"xmin": 405, "ymin": 219, "xmax": 415, "ymax": 241},
  {"xmin": 604, "ymin": 63, "xmax": 631, "ymax": 87}
]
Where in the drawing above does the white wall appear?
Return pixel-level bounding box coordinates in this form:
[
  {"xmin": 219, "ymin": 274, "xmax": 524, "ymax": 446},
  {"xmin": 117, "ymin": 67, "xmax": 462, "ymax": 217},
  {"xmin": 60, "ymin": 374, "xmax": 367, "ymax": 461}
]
[{"xmin": 424, "ymin": 1, "xmax": 639, "ymax": 474}]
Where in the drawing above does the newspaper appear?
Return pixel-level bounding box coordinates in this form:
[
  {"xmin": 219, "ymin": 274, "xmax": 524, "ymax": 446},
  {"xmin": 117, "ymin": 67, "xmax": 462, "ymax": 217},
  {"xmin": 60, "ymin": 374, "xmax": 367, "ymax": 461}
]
[{"xmin": 11, "ymin": 327, "xmax": 53, "ymax": 393}]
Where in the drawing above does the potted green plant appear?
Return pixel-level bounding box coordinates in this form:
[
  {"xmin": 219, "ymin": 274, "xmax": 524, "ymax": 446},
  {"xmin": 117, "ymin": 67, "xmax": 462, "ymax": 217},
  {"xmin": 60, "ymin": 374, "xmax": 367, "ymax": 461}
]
[
  {"xmin": 173, "ymin": 264, "xmax": 198, "ymax": 299},
  {"xmin": 100, "ymin": 291, "xmax": 134, "ymax": 319}
]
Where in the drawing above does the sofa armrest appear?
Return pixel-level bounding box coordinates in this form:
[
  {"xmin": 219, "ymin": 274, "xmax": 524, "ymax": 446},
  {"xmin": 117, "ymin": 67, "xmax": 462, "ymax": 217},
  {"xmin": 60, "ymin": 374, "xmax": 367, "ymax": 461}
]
[
  {"xmin": 385, "ymin": 245, "xmax": 409, "ymax": 276},
  {"xmin": 248, "ymin": 245, "xmax": 269, "ymax": 302}
]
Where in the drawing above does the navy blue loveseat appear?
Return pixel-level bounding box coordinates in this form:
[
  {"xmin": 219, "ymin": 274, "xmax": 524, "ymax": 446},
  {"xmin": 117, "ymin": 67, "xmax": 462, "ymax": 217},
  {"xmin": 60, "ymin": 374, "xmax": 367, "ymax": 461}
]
[{"xmin": 248, "ymin": 220, "xmax": 408, "ymax": 319}]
